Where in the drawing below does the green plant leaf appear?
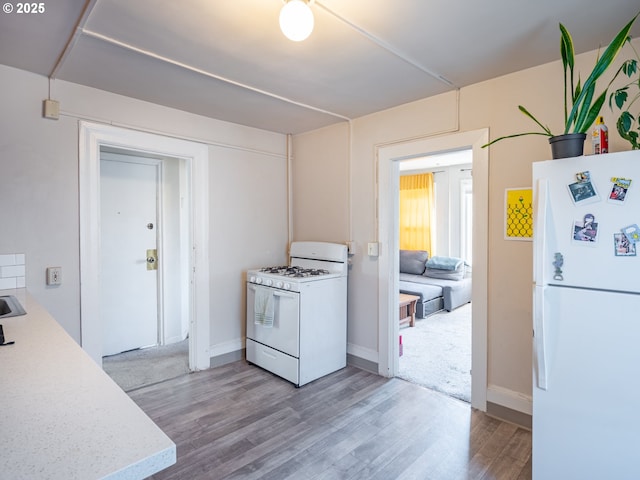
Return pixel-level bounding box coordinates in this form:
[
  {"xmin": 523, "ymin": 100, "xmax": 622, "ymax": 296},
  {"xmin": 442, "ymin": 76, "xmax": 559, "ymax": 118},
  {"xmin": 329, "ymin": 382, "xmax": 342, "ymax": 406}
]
[
  {"xmin": 623, "ymin": 59, "xmax": 638, "ymax": 77},
  {"xmin": 577, "ymin": 90, "xmax": 607, "ymax": 133},
  {"xmin": 611, "ymin": 87, "xmax": 629, "ymax": 109},
  {"xmin": 565, "ymin": 13, "xmax": 638, "ymax": 133},
  {"xmin": 621, "ymin": 110, "xmax": 635, "ymax": 131},
  {"xmin": 574, "ymin": 82, "xmax": 596, "ymax": 131},
  {"xmin": 574, "ymin": 77, "xmax": 582, "ymax": 102},
  {"xmin": 560, "ymin": 23, "xmax": 575, "ymax": 125},
  {"xmin": 617, "ymin": 112, "xmax": 640, "ymax": 149},
  {"xmin": 481, "ymin": 132, "xmax": 552, "ymax": 148},
  {"xmin": 519, "ymin": 105, "xmax": 552, "ymax": 135}
]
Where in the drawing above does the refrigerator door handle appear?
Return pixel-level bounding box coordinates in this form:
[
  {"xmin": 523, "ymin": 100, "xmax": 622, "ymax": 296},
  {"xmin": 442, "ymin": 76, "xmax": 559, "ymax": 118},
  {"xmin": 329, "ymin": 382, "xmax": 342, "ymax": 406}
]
[
  {"xmin": 533, "ymin": 178, "xmax": 549, "ymax": 285},
  {"xmin": 533, "ymin": 285, "xmax": 548, "ymax": 390}
]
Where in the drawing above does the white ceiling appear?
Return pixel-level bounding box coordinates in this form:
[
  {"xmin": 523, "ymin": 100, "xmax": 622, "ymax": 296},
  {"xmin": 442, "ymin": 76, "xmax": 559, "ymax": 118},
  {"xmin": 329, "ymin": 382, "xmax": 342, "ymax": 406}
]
[
  {"xmin": 1, "ymin": 0, "xmax": 638, "ymax": 134},
  {"xmin": 399, "ymin": 150, "xmax": 473, "ymax": 172}
]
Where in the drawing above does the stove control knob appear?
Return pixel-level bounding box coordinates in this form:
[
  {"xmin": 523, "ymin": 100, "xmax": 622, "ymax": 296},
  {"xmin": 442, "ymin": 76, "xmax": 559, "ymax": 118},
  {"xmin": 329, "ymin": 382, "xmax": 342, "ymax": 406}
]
[
  {"xmin": 283, "ymin": 282, "xmax": 291, "ymax": 290},
  {"xmin": 275, "ymin": 281, "xmax": 283, "ymax": 289},
  {"xmin": 265, "ymin": 279, "xmax": 273, "ymax": 286},
  {"xmin": 255, "ymin": 277, "xmax": 263, "ymax": 284},
  {"xmin": 249, "ymin": 275, "xmax": 256, "ymax": 283}
]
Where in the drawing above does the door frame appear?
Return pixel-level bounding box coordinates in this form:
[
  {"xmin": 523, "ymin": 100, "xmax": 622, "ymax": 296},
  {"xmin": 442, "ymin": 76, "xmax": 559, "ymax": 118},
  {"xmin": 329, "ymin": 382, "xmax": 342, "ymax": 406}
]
[
  {"xmin": 377, "ymin": 128, "xmax": 489, "ymax": 411},
  {"xmin": 79, "ymin": 121, "xmax": 211, "ymax": 370}
]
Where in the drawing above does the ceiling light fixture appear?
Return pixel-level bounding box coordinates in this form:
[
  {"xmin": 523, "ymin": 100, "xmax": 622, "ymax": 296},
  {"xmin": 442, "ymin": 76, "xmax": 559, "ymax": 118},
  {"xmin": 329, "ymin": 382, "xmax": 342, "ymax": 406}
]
[{"xmin": 279, "ymin": 0, "xmax": 314, "ymax": 42}]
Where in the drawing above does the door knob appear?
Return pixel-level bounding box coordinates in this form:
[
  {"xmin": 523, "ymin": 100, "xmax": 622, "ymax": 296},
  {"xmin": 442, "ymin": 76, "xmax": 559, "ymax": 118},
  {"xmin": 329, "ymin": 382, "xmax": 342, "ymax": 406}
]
[{"xmin": 146, "ymin": 249, "xmax": 158, "ymax": 270}]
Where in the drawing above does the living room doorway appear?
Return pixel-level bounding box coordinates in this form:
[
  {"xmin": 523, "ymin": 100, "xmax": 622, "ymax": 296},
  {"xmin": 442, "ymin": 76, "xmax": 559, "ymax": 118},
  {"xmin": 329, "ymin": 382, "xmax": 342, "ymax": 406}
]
[
  {"xmin": 376, "ymin": 128, "xmax": 489, "ymax": 411},
  {"xmin": 396, "ymin": 151, "xmax": 473, "ymax": 403}
]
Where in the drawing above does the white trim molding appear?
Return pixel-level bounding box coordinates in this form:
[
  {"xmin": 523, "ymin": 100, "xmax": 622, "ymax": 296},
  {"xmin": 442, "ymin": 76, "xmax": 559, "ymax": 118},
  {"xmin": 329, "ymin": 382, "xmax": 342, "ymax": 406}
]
[
  {"xmin": 376, "ymin": 128, "xmax": 489, "ymax": 411},
  {"xmin": 487, "ymin": 384, "xmax": 533, "ymax": 416},
  {"xmin": 79, "ymin": 121, "xmax": 210, "ymax": 371},
  {"xmin": 347, "ymin": 343, "xmax": 378, "ymax": 364}
]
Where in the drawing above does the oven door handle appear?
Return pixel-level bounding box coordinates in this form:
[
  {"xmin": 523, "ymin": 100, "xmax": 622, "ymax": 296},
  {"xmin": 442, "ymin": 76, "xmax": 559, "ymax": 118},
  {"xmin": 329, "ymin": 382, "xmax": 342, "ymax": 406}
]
[
  {"xmin": 273, "ymin": 291, "xmax": 297, "ymax": 299},
  {"xmin": 248, "ymin": 285, "xmax": 297, "ymax": 299}
]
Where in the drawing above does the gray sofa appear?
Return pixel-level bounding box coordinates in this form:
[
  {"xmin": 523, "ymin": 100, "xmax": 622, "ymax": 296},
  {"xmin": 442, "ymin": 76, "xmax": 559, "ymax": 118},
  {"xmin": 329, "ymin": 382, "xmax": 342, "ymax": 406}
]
[{"xmin": 398, "ymin": 250, "xmax": 472, "ymax": 319}]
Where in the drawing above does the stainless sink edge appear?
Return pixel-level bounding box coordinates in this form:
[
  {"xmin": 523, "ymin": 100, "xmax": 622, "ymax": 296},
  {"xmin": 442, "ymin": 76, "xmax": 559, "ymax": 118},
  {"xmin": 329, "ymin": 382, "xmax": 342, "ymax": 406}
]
[{"xmin": 0, "ymin": 295, "xmax": 27, "ymax": 318}]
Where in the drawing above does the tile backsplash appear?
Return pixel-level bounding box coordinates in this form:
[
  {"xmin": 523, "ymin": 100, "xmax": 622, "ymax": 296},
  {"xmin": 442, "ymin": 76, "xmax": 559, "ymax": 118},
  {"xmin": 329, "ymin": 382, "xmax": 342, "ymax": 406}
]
[{"xmin": 0, "ymin": 254, "xmax": 26, "ymax": 289}]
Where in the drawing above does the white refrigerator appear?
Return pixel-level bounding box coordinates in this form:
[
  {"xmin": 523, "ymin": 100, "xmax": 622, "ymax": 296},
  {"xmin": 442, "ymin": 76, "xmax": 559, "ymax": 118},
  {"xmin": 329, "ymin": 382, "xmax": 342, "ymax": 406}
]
[{"xmin": 532, "ymin": 151, "xmax": 640, "ymax": 480}]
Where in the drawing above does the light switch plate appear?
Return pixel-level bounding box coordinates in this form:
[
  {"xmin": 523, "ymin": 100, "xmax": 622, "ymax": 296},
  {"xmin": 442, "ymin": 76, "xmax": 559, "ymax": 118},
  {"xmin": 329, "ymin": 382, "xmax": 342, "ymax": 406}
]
[
  {"xmin": 346, "ymin": 241, "xmax": 356, "ymax": 255},
  {"xmin": 367, "ymin": 242, "xmax": 379, "ymax": 257},
  {"xmin": 46, "ymin": 266, "xmax": 62, "ymax": 285}
]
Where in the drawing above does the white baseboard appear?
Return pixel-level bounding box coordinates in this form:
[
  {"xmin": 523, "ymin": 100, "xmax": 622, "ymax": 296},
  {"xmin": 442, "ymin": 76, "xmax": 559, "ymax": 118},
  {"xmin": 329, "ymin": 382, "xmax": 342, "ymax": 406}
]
[
  {"xmin": 486, "ymin": 384, "xmax": 532, "ymax": 415},
  {"xmin": 164, "ymin": 334, "xmax": 186, "ymax": 345},
  {"xmin": 347, "ymin": 343, "xmax": 378, "ymax": 364},
  {"xmin": 209, "ymin": 338, "xmax": 244, "ymax": 358}
]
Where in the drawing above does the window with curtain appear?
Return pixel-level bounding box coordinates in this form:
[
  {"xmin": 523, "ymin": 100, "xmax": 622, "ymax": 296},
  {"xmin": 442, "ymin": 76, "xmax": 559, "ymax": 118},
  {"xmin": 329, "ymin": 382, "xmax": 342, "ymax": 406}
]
[{"xmin": 399, "ymin": 172, "xmax": 435, "ymax": 252}]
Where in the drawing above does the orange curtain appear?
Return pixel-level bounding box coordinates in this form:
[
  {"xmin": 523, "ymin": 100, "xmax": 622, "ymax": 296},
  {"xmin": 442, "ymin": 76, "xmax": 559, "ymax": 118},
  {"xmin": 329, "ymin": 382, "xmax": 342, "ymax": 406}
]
[{"xmin": 399, "ymin": 173, "xmax": 434, "ymax": 252}]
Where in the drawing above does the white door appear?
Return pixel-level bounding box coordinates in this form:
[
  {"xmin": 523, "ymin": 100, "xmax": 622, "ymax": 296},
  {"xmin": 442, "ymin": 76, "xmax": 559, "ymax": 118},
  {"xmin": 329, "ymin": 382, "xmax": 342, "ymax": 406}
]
[{"xmin": 100, "ymin": 158, "xmax": 159, "ymax": 356}]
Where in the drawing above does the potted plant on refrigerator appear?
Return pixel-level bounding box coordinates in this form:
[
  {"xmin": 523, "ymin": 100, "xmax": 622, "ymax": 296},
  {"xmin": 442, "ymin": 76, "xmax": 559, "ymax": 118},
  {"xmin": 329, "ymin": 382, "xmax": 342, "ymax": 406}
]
[
  {"xmin": 483, "ymin": 13, "xmax": 638, "ymax": 159},
  {"xmin": 609, "ymin": 42, "xmax": 640, "ymax": 150}
]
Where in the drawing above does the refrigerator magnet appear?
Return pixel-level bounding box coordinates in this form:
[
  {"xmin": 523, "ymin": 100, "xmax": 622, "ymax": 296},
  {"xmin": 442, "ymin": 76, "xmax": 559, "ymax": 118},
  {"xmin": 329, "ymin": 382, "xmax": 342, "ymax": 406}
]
[
  {"xmin": 614, "ymin": 233, "xmax": 636, "ymax": 256},
  {"xmin": 552, "ymin": 252, "xmax": 564, "ymax": 280},
  {"xmin": 608, "ymin": 177, "xmax": 632, "ymax": 204},
  {"xmin": 572, "ymin": 214, "xmax": 599, "ymax": 244},
  {"xmin": 622, "ymin": 224, "xmax": 640, "ymax": 244},
  {"xmin": 568, "ymin": 172, "xmax": 599, "ymax": 205}
]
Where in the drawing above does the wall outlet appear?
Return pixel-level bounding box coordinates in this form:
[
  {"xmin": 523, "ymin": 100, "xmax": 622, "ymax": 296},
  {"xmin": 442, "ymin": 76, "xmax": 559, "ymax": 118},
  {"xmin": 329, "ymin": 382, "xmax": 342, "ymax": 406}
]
[{"xmin": 46, "ymin": 267, "xmax": 62, "ymax": 286}]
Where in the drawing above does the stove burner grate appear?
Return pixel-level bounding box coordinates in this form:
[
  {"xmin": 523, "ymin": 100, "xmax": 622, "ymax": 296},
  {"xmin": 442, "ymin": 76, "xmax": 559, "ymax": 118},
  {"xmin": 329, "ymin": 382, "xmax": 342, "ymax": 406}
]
[{"xmin": 259, "ymin": 266, "xmax": 330, "ymax": 277}]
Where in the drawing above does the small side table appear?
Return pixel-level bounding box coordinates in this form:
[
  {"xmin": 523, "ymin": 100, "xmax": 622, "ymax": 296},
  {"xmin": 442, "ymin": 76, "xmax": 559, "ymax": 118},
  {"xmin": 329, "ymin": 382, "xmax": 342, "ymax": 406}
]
[{"xmin": 399, "ymin": 293, "xmax": 420, "ymax": 327}]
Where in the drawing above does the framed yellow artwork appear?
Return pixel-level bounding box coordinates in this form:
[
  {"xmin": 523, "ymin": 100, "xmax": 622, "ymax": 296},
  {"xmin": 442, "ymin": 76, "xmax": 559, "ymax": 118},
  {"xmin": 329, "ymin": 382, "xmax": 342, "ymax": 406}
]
[{"xmin": 505, "ymin": 188, "xmax": 533, "ymax": 240}]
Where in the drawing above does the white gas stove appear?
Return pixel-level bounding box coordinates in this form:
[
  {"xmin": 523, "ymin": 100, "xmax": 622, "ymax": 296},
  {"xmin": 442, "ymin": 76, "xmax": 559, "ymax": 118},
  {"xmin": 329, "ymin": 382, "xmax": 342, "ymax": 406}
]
[
  {"xmin": 247, "ymin": 265, "xmax": 343, "ymax": 292},
  {"xmin": 246, "ymin": 241, "xmax": 348, "ymax": 387}
]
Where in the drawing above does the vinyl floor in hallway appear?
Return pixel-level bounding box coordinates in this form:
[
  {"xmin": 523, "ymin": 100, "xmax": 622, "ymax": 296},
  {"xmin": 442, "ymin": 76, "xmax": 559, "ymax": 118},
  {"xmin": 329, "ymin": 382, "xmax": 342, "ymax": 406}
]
[{"xmin": 129, "ymin": 362, "xmax": 531, "ymax": 480}]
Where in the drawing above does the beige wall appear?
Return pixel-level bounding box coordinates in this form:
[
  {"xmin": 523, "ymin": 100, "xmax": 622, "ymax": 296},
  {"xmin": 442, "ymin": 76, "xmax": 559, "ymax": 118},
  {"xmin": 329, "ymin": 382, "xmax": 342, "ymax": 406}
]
[
  {"xmin": 292, "ymin": 124, "xmax": 350, "ymax": 242},
  {"xmin": 0, "ymin": 64, "xmax": 288, "ymax": 360},
  {"xmin": 291, "ymin": 37, "xmax": 640, "ymax": 412}
]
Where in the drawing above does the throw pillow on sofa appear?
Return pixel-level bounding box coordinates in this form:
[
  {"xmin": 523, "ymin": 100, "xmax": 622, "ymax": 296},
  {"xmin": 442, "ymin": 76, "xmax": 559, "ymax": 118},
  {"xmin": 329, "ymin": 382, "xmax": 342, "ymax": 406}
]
[
  {"xmin": 399, "ymin": 250, "xmax": 429, "ymax": 275},
  {"xmin": 424, "ymin": 256, "xmax": 465, "ymax": 281}
]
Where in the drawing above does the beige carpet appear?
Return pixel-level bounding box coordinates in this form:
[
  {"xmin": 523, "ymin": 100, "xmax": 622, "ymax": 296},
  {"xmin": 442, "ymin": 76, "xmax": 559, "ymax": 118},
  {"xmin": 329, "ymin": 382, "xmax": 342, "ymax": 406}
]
[
  {"xmin": 102, "ymin": 339, "xmax": 190, "ymax": 392},
  {"xmin": 398, "ymin": 303, "xmax": 471, "ymax": 402}
]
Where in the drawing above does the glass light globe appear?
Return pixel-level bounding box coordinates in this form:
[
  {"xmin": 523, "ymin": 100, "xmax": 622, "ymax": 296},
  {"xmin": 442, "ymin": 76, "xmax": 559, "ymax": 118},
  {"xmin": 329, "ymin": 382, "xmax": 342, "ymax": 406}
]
[{"xmin": 279, "ymin": 0, "xmax": 314, "ymax": 42}]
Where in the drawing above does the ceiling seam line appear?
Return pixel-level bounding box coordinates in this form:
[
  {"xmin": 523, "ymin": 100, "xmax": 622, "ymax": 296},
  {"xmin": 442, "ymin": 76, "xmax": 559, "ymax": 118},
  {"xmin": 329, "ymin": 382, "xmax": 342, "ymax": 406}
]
[
  {"xmin": 80, "ymin": 28, "xmax": 352, "ymax": 123},
  {"xmin": 314, "ymin": 1, "xmax": 457, "ymax": 88},
  {"xmin": 49, "ymin": 0, "xmax": 99, "ymax": 80}
]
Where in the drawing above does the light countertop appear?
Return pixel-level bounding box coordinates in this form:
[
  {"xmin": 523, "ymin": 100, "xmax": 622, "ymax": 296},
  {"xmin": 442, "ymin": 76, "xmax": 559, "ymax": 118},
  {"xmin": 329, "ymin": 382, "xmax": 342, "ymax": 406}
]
[{"xmin": 0, "ymin": 289, "xmax": 176, "ymax": 479}]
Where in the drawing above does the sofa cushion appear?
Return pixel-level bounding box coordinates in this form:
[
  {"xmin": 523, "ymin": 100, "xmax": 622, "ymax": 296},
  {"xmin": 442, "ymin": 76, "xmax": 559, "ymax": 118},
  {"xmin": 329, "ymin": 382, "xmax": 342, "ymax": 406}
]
[
  {"xmin": 424, "ymin": 256, "xmax": 465, "ymax": 280},
  {"xmin": 399, "ymin": 250, "xmax": 429, "ymax": 275},
  {"xmin": 425, "ymin": 256, "xmax": 464, "ymax": 271},
  {"xmin": 424, "ymin": 267, "xmax": 465, "ymax": 281},
  {"xmin": 399, "ymin": 278, "xmax": 442, "ymax": 301}
]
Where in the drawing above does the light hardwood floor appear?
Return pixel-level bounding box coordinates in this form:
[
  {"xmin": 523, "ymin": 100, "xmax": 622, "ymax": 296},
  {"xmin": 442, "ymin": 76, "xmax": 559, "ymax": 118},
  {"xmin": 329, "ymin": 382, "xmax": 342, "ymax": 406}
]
[{"xmin": 130, "ymin": 362, "xmax": 531, "ymax": 480}]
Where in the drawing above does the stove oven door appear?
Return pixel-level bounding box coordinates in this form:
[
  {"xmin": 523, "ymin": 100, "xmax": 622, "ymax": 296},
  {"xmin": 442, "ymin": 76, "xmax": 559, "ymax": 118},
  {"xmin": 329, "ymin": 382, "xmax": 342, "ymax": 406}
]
[{"xmin": 246, "ymin": 284, "xmax": 300, "ymax": 358}]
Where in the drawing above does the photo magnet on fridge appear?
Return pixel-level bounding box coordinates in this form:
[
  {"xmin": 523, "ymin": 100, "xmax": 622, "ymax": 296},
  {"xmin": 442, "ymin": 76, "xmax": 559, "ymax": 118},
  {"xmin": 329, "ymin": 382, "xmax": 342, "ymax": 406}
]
[
  {"xmin": 573, "ymin": 213, "xmax": 599, "ymax": 243},
  {"xmin": 608, "ymin": 177, "xmax": 632, "ymax": 204},
  {"xmin": 614, "ymin": 233, "xmax": 636, "ymax": 256},
  {"xmin": 622, "ymin": 224, "xmax": 640, "ymax": 244},
  {"xmin": 568, "ymin": 171, "xmax": 600, "ymax": 205}
]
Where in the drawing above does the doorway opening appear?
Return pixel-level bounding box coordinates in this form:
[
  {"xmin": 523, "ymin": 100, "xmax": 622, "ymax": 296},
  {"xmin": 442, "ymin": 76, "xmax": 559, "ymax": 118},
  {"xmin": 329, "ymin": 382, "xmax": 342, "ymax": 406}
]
[
  {"xmin": 79, "ymin": 121, "xmax": 211, "ymax": 373},
  {"xmin": 396, "ymin": 150, "xmax": 473, "ymax": 403},
  {"xmin": 376, "ymin": 128, "xmax": 489, "ymax": 411},
  {"xmin": 99, "ymin": 148, "xmax": 191, "ymax": 390}
]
